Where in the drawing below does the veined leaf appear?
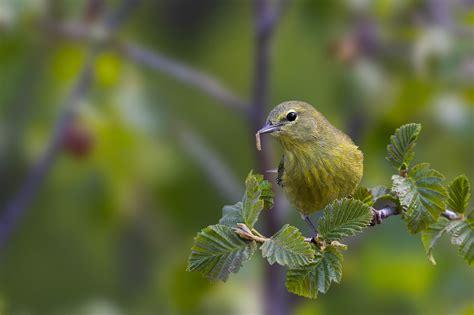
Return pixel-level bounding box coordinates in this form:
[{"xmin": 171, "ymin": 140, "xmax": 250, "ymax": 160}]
[
  {"xmin": 393, "ymin": 163, "xmax": 448, "ymax": 233},
  {"xmin": 447, "ymin": 175, "xmax": 471, "ymax": 214},
  {"xmin": 353, "ymin": 187, "xmax": 373, "ymax": 206},
  {"xmin": 445, "ymin": 217, "xmax": 474, "ymax": 265},
  {"xmin": 421, "ymin": 217, "xmax": 450, "ymax": 265},
  {"xmin": 386, "ymin": 123, "xmax": 421, "ymax": 170},
  {"xmin": 219, "ymin": 171, "xmax": 274, "ymax": 228},
  {"xmin": 286, "ymin": 247, "xmax": 343, "ymax": 299},
  {"xmin": 318, "ymin": 199, "xmax": 373, "ymax": 241},
  {"xmin": 187, "ymin": 224, "xmax": 257, "ymax": 281},
  {"xmin": 241, "ymin": 171, "xmax": 274, "ymax": 228},
  {"xmin": 370, "ymin": 186, "xmax": 391, "ymax": 200},
  {"xmin": 260, "ymin": 224, "xmax": 315, "ymax": 268},
  {"xmin": 219, "ymin": 202, "xmax": 244, "ymax": 227},
  {"xmin": 259, "ymin": 178, "xmax": 274, "ymax": 210}
]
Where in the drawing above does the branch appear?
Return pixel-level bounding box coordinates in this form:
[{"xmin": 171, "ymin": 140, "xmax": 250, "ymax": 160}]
[
  {"xmin": 44, "ymin": 21, "xmax": 250, "ymax": 116},
  {"xmin": 0, "ymin": 0, "xmax": 138, "ymax": 253},
  {"xmin": 119, "ymin": 42, "xmax": 250, "ymax": 115},
  {"xmin": 252, "ymin": 1, "xmax": 291, "ymax": 315},
  {"xmin": 175, "ymin": 125, "xmax": 242, "ymax": 201},
  {"xmin": 370, "ymin": 205, "xmax": 462, "ymax": 225}
]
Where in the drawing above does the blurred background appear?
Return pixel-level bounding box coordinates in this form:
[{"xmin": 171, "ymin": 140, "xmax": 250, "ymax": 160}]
[{"xmin": 0, "ymin": 0, "xmax": 473, "ymax": 314}]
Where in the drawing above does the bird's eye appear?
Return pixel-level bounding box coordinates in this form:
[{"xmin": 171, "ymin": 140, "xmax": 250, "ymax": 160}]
[{"xmin": 286, "ymin": 111, "xmax": 297, "ymax": 121}]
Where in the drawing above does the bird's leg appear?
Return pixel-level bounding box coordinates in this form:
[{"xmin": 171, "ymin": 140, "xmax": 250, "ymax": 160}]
[{"xmin": 303, "ymin": 215, "xmax": 318, "ymax": 240}]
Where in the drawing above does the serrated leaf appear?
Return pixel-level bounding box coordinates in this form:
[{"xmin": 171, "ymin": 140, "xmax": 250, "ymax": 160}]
[
  {"xmin": 445, "ymin": 218, "xmax": 474, "ymax": 265},
  {"xmin": 259, "ymin": 178, "xmax": 274, "ymax": 210},
  {"xmin": 386, "ymin": 123, "xmax": 421, "ymax": 170},
  {"xmin": 421, "ymin": 217, "xmax": 450, "ymax": 264},
  {"xmin": 219, "ymin": 202, "xmax": 244, "ymax": 226},
  {"xmin": 447, "ymin": 175, "xmax": 471, "ymax": 214},
  {"xmin": 393, "ymin": 163, "xmax": 448, "ymax": 233},
  {"xmin": 286, "ymin": 247, "xmax": 343, "ymax": 299},
  {"xmin": 370, "ymin": 186, "xmax": 391, "ymax": 200},
  {"xmin": 187, "ymin": 224, "xmax": 257, "ymax": 281},
  {"xmin": 371, "ymin": 186, "xmax": 400, "ymax": 211},
  {"xmin": 318, "ymin": 199, "xmax": 373, "ymax": 241},
  {"xmin": 260, "ymin": 224, "xmax": 315, "ymax": 268},
  {"xmin": 219, "ymin": 172, "xmax": 274, "ymax": 228},
  {"xmin": 241, "ymin": 171, "xmax": 274, "ymax": 228},
  {"xmin": 353, "ymin": 187, "xmax": 373, "ymax": 206}
]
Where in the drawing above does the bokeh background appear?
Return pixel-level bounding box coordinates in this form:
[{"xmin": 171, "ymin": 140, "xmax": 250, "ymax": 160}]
[{"xmin": 0, "ymin": 0, "xmax": 473, "ymax": 314}]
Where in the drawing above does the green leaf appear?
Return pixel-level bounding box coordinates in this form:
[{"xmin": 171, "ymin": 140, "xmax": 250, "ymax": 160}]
[
  {"xmin": 421, "ymin": 217, "xmax": 450, "ymax": 265},
  {"xmin": 353, "ymin": 187, "xmax": 373, "ymax": 206},
  {"xmin": 187, "ymin": 224, "xmax": 257, "ymax": 281},
  {"xmin": 260, "ymin": 224, "xmax": 315, "ymax": 268},
  {"xmin": 370, "ymin": 186, "xmax": 391, "ymax": 200},
  {"xmin": 386, "ymin": 123, "xmax": 422, "ymax": 170},
  {"xmin": 219, "ymin": 202, "xmax": 243, "ymax": 227},
  {"xmin": 241, "ymin": 171, "xmax": 274, "ymax": 228},
  {"xmin": 393, "ymin": 163, "xmax": 448, "ymax": 233},
  {"xmin": 219, "ymin": 171, "xmax": 274, "ymax": 228},
  {"xmin": 445, "ymin": 218, "xmax": 474, "ymax": 265},
  {"xmin": 259, "ymin": 178, "xmax": 275, "ymax": 210},
  {"xmin": 286, "ymin": 247, "xmax": 343, "ymax": 299},
  {"xmin": 446, "ymin": 175, "xmax": 471, "ymax": 214},
  {"xmin": 318, "ymin": 199, "xmax": 373, "ymax": 241}
]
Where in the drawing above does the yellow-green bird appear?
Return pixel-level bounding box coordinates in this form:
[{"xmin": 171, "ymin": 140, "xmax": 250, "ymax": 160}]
[{"xmin": 257, "ymin": 101, "xmax": 363, "ymax": 233}]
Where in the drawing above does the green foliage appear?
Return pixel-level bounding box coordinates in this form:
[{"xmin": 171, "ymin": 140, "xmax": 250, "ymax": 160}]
[
  {"xmin": 241, "ymin": 171, "xmax": 273, "ymax": 228},
  {"xmin": 370, "ymin": 186, "xmax": 391, "ymax": 199},
  {"xmin": 219, "ymin": 171, "xmax": 273, "ymax": 228},
  {"xmin": 187, "ymin": 224, "xmax": 257, "ymax": 281},
  {"xmin": 190, "ymin": 171, "xmax": 272, "ymax": 282},
  {"xmin": 386, "ymin": 123, "xmax": 421, "ymax": 171},
  {"xmin": 261, "ymin": 224, "xmax": 315, "ymax": 268},
  {"xmin": 285, "ymin": 247, "xmax": 343, "ymax": 299},
  {"xmin": 422, "ymin": 213, "xmax": 474, "ymax": 265},
  {"xmin": 446, "ymin": 216, "xmax": 474, "ymax": 265},
  {"xmin": 353, "ymin": 186, "xmax": 373, "ymax": 206},
  {"xmin": 318, "ymin": 199, "xmax": 373, "ymax": 241},
  {"xmin": 218, "ymin": 202, "xmax": 244, "ymax": 227},
  {"xmin": 421, "ymin": 217, "xmax": 450, "ymax": 264},
  {"xmin": 189, "ymin": 123, "xmax": 473, "ymax": 300},
  {"xmin": 392, "ymin": 163, "xmax": 448, "ymax": 233},
  {"xmin": 446, "ymin": 175, "xmax": 471, "ymax": 214}
]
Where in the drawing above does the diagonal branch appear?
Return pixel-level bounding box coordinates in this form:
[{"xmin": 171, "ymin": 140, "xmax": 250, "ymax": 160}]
[
  {"xmin": 0, "ymin": 0, "xmax": 139, "ymax": 253},
  {"xmin": 175, "ymin": 125, "xmax": 242, "ymax": 201},
  {"xmin": 119, "ymin": 42, "xmax": 250, "ymax": 115},
  {"xmin": 44, "ymin": 22, "xmax": 250, "ymax": 116}
]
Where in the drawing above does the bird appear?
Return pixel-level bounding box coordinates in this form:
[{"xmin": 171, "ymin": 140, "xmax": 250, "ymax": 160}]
[{"xmin": 256, "ymin": 101, "xmax": 363, "ymax": 234}]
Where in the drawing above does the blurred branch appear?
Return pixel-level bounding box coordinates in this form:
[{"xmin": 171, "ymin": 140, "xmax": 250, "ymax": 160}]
[
  {"xmin": 119, "ymin": 43, "xmax": 250, "ymax": 115},
  {"xmin": 176, "ymin": 126, "xmax": 242, "ymax": 201},
  {"xmin": 45, "ymin": 22, "xmax": 250, "ymax": 116},
  {"xmin": 0, "ymin": 0, "xmax": 138, "ymax": 253},
  {"xmin": 251, "ymin": 1, "xmax": 291, "ymax": 315}
]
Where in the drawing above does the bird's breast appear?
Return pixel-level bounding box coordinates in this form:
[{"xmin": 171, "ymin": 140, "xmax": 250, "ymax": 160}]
[{"xmin": 281, "ymin": 144, "xmax": 363, "ymax": 214}]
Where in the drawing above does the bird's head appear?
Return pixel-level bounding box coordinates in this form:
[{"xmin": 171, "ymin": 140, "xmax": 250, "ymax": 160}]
[{"xmin": 258, "ymin": 101, "xmax": 329, "ymax": 147}]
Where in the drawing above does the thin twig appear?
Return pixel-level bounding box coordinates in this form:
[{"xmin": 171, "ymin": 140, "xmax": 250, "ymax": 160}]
[{"xmin": 0, "ymin": 0, "xmax": 138, "ymax": 253}]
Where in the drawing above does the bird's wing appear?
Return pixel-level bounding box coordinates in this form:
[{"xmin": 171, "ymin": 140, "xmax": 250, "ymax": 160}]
[{"xmin": 277, "ymin": 156, "xmax": 284, "ymax": 187}]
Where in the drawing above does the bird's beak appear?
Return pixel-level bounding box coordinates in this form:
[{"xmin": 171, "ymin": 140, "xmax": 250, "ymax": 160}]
[{"xmin": 257, "ymin": 122, "xmax": 280, "ymax": 134}]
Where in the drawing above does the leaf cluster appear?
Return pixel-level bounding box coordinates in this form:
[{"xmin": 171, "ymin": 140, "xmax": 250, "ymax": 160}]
[
  {"xmin": 187, "ymin": 123, "xmax": 473, "ymax": 300},
  {"xmin": 385, "ymin": 124, "xmax": 473, "ymax": 265},
  {"xmin": 188, "ymin": 172, "xmax": 373, "ymax": 298}
]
